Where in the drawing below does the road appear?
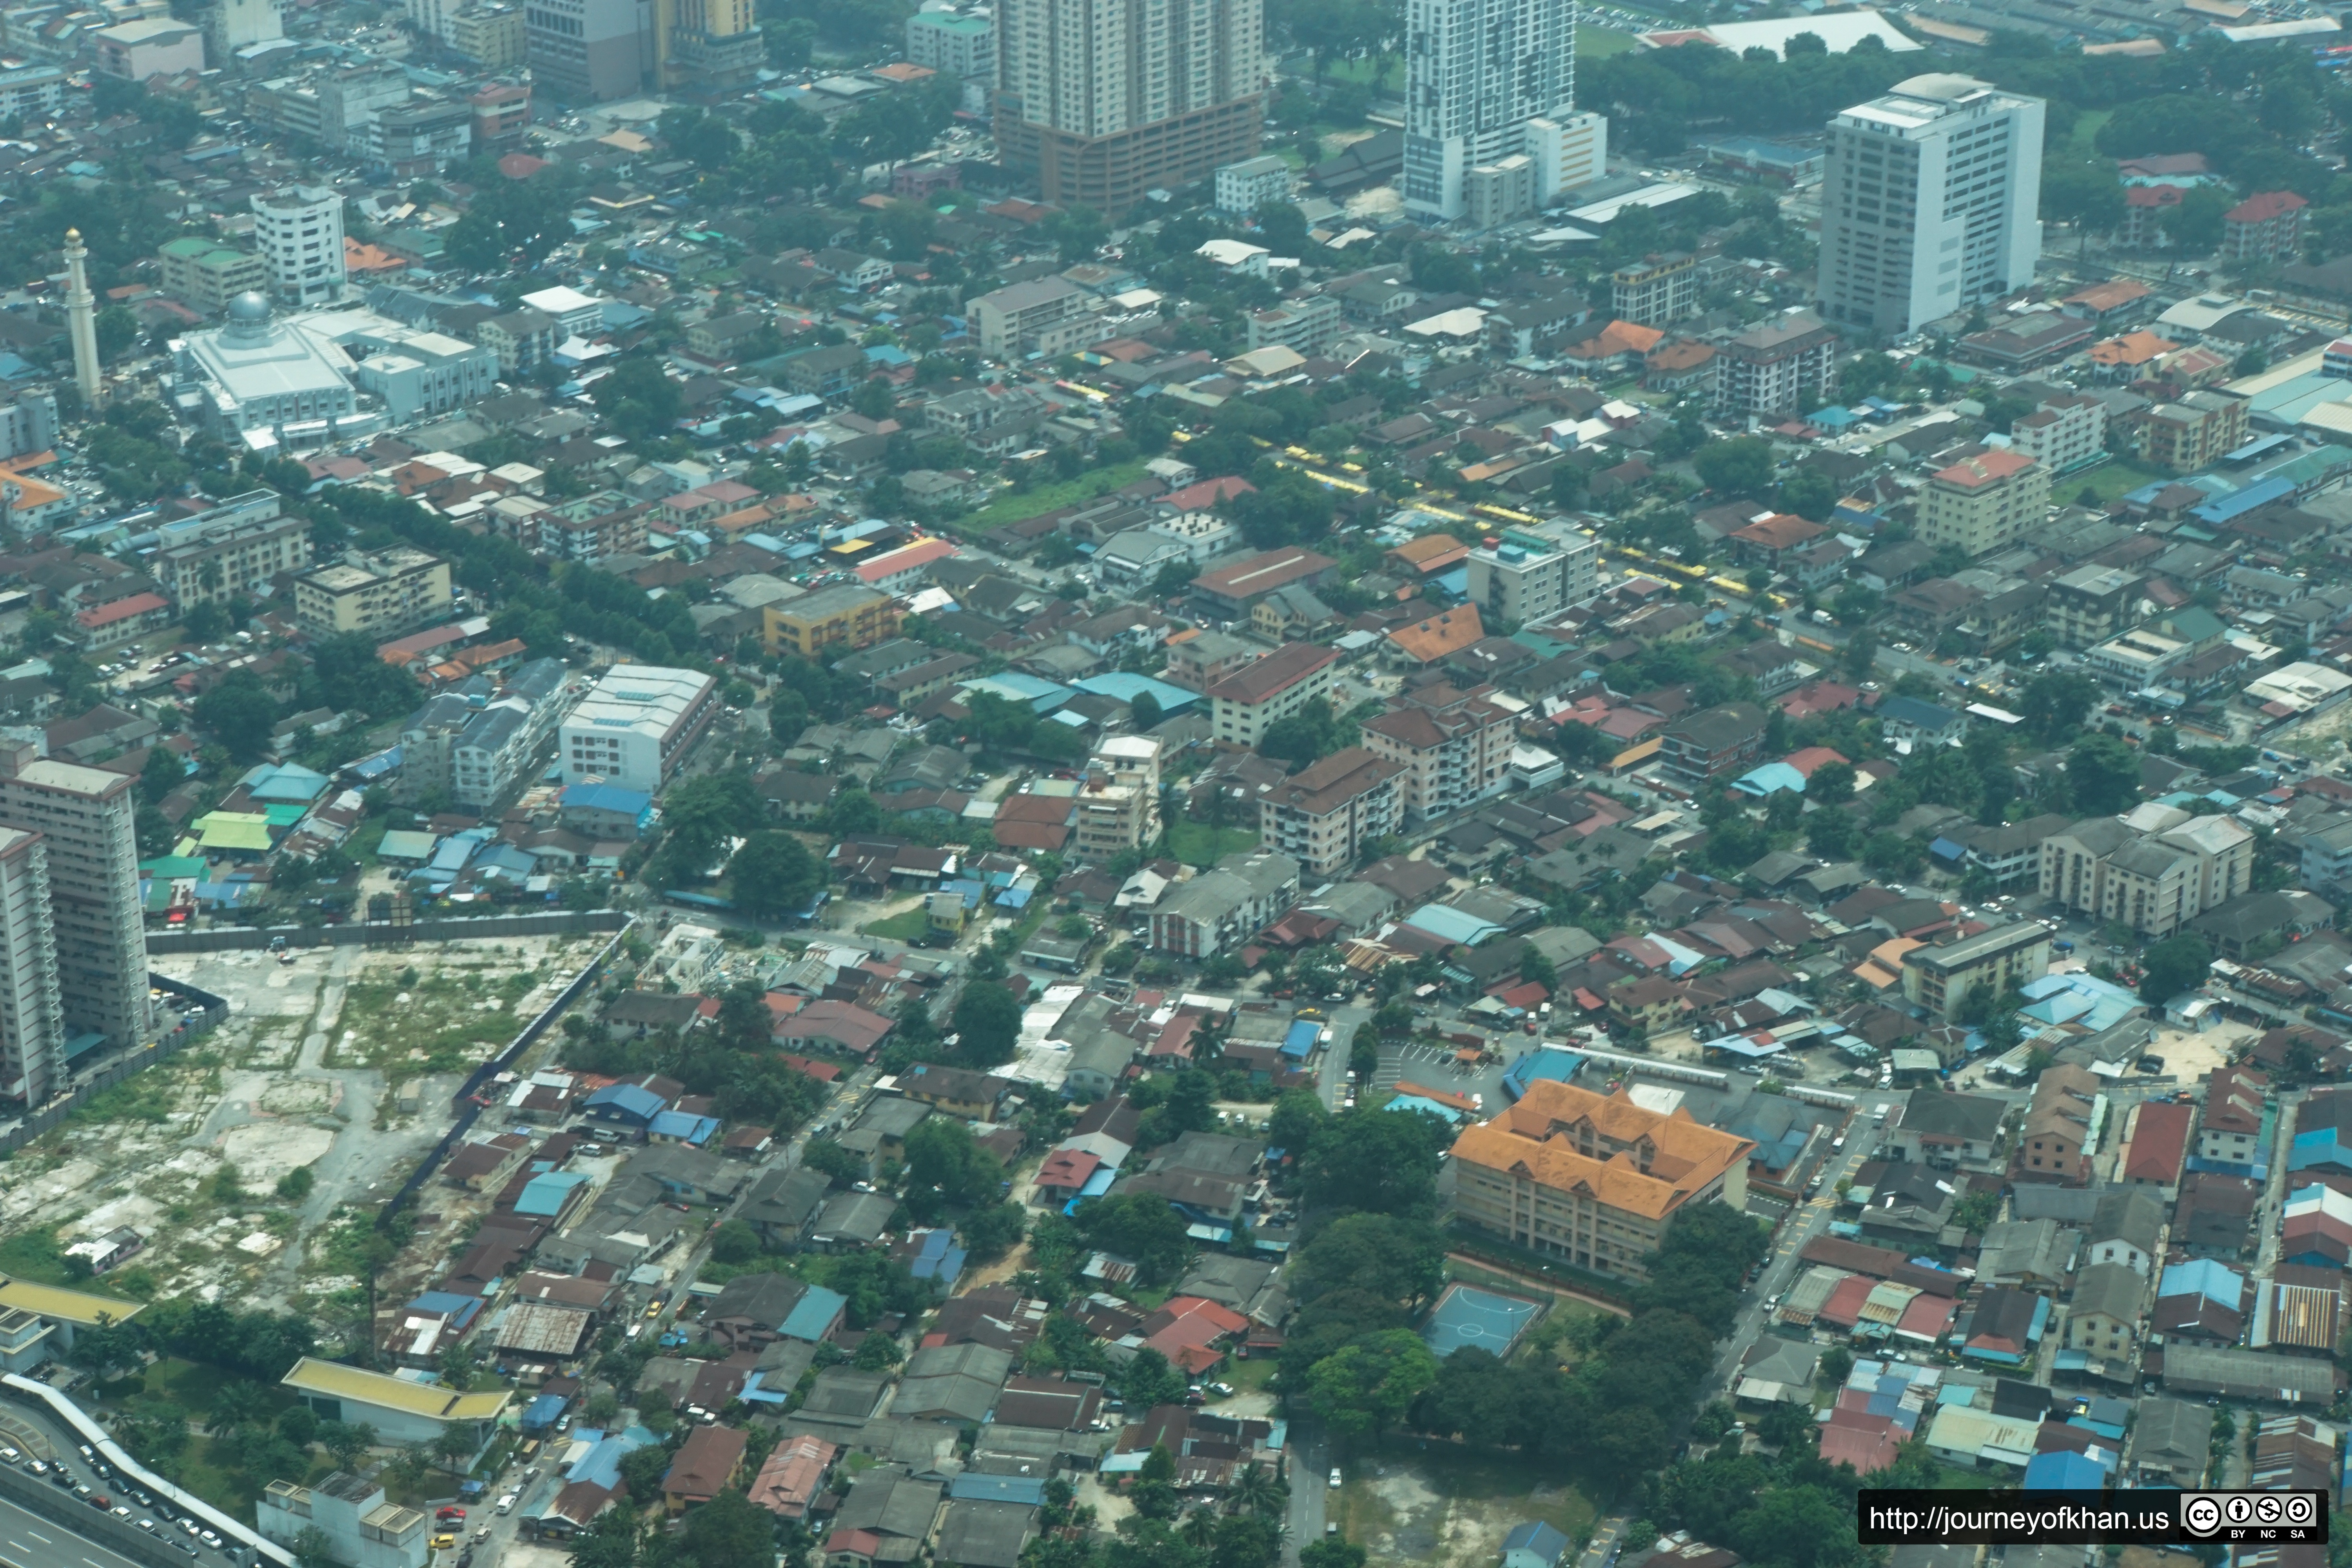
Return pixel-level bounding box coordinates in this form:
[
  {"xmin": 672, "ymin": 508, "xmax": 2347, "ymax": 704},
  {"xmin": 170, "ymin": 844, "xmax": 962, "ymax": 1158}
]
[
  {"xmin": 0, "ymin": 1492, "xmax": 147, "ymax": 1568},
  {"xmin": 1284, "ymin": 1431, "xmax": 1330, "ymax": 1566},
  {"xmin": 1704, "ymin": 1106, "xmax": 1897, "ymax": 1401}
]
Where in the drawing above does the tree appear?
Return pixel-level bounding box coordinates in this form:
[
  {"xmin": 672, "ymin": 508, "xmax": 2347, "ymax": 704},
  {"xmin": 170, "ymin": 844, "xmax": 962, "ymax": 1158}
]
[
  {"xmin": 1306, "ymin": 1328, "xmax": 1439, "ymax": 1441},
  {"xmin": 1347, "ymin": 1028, "xmax": 1378, "ymax": 1082},
  {"xmin": 1775, "ymin": 466, "xmax": 1837, "ymax": 522},
  {"xmin": 952, "ymin": 980, "xmax": 1022, "ymax": 1067},
  {"xmin": 1117, "ymin": 1347, "xmax": 1190, "ymax": 1408},
  {"xmin": 709, "ymin": 1220, "xmax": 760, "ymax": 1264},
  {"xmin": 139, "ymin": 743, "xmax": 185, "ymax": 806},
  {"xmin": 2169, "ymin": 185, "xmax": 2234, "ymax": 254},
  {"xmin": 1268, "ymin": 1088, "xmax": 1327, "ymax": 1156},
  {"xmin": 196, "ymin": 670, "xmax": 276, "ymax": 762},
  {"xmin": 1290, "ymin": 1214, "xmax": 1445, "ymax": 1308},
  {"xmin": 2020, "ymin": 670, "xmax": 2098, "ymax": 743},
  {"xmin": 802, "ymin": 1138, "xmax": 865, "ymax": 1184},
  {"xmin": 1074, "ymin": 1191, "xmax": 1193, "ymax": 1282},
  {"xmin": 1692, "ymin": 436, "xmax": 1774, "ymax": 499},
  {"xmin": 1818, "ymin": 1345, "xmax": 1854, "ymax": 1387},
  {"xmin": 2141, "ymin": 934, "xmax": 2212, "ymax": 1004},
  {"xmin": 902, "ymin": 1116, "xmax": 1003, "ymax": 1218},
  {"xmin": 292, "ymin": 1526, "xmax": 339, "ymax": 1568},
  {"xmin": 275, "ymin": 1165, "xmax": 314, "ymax": 1202},
  {"xmin": 320, "ymin": 1420, "xmax": 377, "ymax": 1472},
  {"xmin": 1302, "ymin": 1541, "xmax": 1368, "ymax": 1568},
  {"xmin": 1302, "ymin": 1106, "xmax": 1450, "ymax": 1218},
  {"xmin": 2068, "ymin": 731, "xmax": 2140, "ymax": 815},
  {"xmin": 681, "ymin": 1489, "xmax": 782, "ymax": 1568},
  {"xmin": 729, "ymin": 831, "xmax": 822, "ymax": 918},
  {"xmin": 1806, "ymin": 759, "xmax": 1856, "ymax": 805}
]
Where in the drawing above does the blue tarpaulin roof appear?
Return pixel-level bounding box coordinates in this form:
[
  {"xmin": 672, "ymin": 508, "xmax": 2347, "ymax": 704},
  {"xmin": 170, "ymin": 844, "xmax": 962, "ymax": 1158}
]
[
  {"xmin": 2024, "ymin": 1450, "xmax": 2109, "ymax": 1490},
  {"xmin": 1405, "ymin": 904, "xmax": 1505, "ymax": 945},
  {"xmin": 566, "ymin": 1426, "xmax": 661, "ymax": 1490},
  {"xmin": 951, "ymin": 1475, "xmax": 1049, "ymax": 1506},
  {"xmin": 649, "ymin": 1111, "xmax": 719, "ymax": 1144},
  {"xmin": 515, "ymin": 1171, "xmax": 588, "ymax": 1216},
  {"xmin": 1732, "ymin": 762, "xmax": 1808, "ymax": 797},
  {"xmin": 1504, "ymin": 1049, "xmax": 1583, "ymax": 1100},
  {"xmin": 1282, "ymin": 1020, "xmax": 1321, "ymax": 1059},
  {"xmin": 522, "ymin": 1393, "xmax": 568, "ymax": 1430},
  {"xmin": 585, "ymin": 1083, "xmax": 669, "ymax": 1123},
  {"xmin": 780, "ymin": 1286, "xmax": 848, "ymax": 1342}
]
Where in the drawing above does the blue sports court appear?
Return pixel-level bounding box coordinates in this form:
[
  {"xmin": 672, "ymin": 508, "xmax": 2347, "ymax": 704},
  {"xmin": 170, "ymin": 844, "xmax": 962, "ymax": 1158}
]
[{"xmin": 1421, "ymin": 1282, "xmax": 1543, "ymax": 1358}]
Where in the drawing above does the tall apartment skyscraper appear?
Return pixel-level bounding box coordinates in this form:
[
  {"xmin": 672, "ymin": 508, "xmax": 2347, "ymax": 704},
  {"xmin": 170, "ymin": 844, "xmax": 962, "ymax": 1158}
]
[
  {"xmin": 0, "ymin": 735, "xmax": 146, "ymax": 1079},
  {"xmin": 0, "ymin": 831, "xmax": 65, "ymax": 1109},
  {"xmin": 995, "ymin": 0, "xmax": 1265, "ymax": 216},
  {"xmin": 250, "ymin": 186, "xmax": 345, "ymax": 308},
  {"xmin": 1402, "ymin": 0, "xmax": 1606, "ymax": 223},
  {"xmin": 1817, "ymin": 73, "xmax": 2044, "ymax": 337}
]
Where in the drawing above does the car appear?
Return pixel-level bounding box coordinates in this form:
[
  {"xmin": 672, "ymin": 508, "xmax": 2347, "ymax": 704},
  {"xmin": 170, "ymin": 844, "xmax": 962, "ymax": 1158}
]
[
  {"xmin": 26, "ymin": 1459, "xmax": 45, "ymax": 1475},
  {"xmin": 438, "ymin": 1507, "xmax": 467, "ymax": 1522},
  {"xmin": 432, "ymin": 1535, "xmax": 457, "ymax": 1551},
  {"xmin": 135, "ymin": 1489, "xmax": 153, "ymax": 1506},
  {"xmin": 200, "ymin": 1531, "xmax": 221, "ymax": 1549},
  {"xmin": 1329, "ymin": 1469, "xmax": 1343, "ymax": 1489},
  {"xmin": 138, "ymin": 1519, "xmax": 156, "ymax": 1531},
  {"xmin": 496, "ymin": 1493, "xmax": 519, "ymax": 1515},
  {"xmin": 644, "ymin": 1298, "xmax": 664, "ymax": 1318},
  {"xmin": 74, "ymin": 1483, "xmax": 92, "ymax": 1498},
  {"xmin": 113, "ymin": 1506, "xmax": 132, "ymax": 1519},
  {"xmin": 474, "ymin": 1527, "xmax": 492, "ymax": 1544},
  {"xmin": 0, "ymin": 1445, "xmax": 19, "ymax": 1461},
  {"xmin": 1208, "ymin": 1381, "xmax": 1235, "ymax": 1397}
]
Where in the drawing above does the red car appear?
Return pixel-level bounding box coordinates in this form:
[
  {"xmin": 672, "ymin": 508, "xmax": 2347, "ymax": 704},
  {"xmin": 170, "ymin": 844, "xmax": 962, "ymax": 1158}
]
[{"xmin": 437, "ymin": 1507, "xmax": 466, "ymax": 1523}]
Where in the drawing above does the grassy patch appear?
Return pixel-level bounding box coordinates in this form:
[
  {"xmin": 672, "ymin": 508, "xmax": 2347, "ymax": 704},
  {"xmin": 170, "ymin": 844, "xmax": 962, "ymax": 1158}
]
[
  {"xmin": 955, "ymin": 459, "xmax": 1152, "ymax": 537},
  {"xmin": 330, "ymin": 964, "xmax": 541, "ymax": 1080},
  {"xmin": 76, "ymin": 1073, "xmax": 178, "ymax": 1125},
  {"xmin": 1226, "ymin": 1355, "xmax": 1279, "ymax": 1393},
  {"xmin": 1578, "ymin": 24, "xmax": 1639, "ymax": 56},
  {"xmin": 0, "ymin": 1227, "xmax": 74, "ymax": 1286},
  {"xmin": 860, "ymin": 907, "xmax": 935, "ymax": 942},
  {"xmin": 1167, "ymin": 818, "xmax": 1260, "ymax": 868},
  {"xmin": 2057, "ymin": 457, "xmax": 2170, "ymax": 506},
  {"xmin": 345, "ymin": 814, "xmax": 393, "ymax": 867},
  {"xmin": 2063, "ymin": 108, "xmax": 2111, "ymax": 159}
]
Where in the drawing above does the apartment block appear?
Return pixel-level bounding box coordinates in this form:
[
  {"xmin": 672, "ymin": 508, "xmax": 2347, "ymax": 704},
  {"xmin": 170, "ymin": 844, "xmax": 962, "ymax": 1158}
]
[
  {"xmin": 1074, "ymin": 736, "xmax": 1162, "ymax": 864},
  {"xmin": 157, "ymin": 238, "xmax": 269, "ymax": 316},
  {"xmin": 2007, "ymin": 393, "xmax": 2105, "ymax": 474},
  {"xmin": 906, "ymin": 4, "xmax": 994, "ymax": 79},
  {"xmin": 1449, "ymin": 1080, "xmax": 1753, "ymax": 1281},
  {"xmin": 251, "ymin": 185, "xmax": 345, "ymax": 308},
  {"xmin": 1216, "ymin": 153, "xmax": 1291, "ymax": 212},
  {"xmin": 2045, "ymin": 565, "xmax": 2145, "ymax": 649},
  {"xmin": 0, "ymin": 829, "xmax": 62, "ymax": 1108},
  {"xmin": 762, "ymin": 584, "xmax": 904, "ymax": 658},
  {"xmin": 2140, "ymin": 390, "xmax": 2248, "ymax": 474},
  {"xmin": 558, "ymin": 665, "xmax": 718, "ymax": 793},
  {"xmin": 292, "ymin": 548, "xmax": 452, "ymax": 638},
  {"xmin": 1610, "ymin": 252, "xmax": 1699, "ymax": 327},
  {"xmin": 1900, "ymin": 920, "xmax": 2053, "ymax": 1021},
  {"xmin": 1463, "ymin": 527, "xmax": 1600, "ymax": 625},
  {"xmin": 0, "ymin": 735, "xmax": 145, "ymax": 1061},
  {"xmin": 1714, "ymin": 310, "xmax": 1839, "ymax": 419},
  {"xmin": 967, "ymin": 278, "xmax": 1090, "ymax": 358},
  {"xmin": 1246, "ymin": 296, "xmax": 1344, "ymax": 355},
  {"xmin": 2223, "ymin": 191, "xmax": 2306, "ymax": 263},
  {"xmin": 1258, "ymin": 747, "xmax": 1404, "ymax": 876},
  {"xmin": 1206, "ymin": 641, "xmax": 1338, "ymax": 749},
  {"xmin": 1817, "ymin": 75, "xmax": 2044, "ymax": 335},
  {"xmin": 1917, "ymin": 449, "xmax": 2049, "ymax": 559},
  {"xmin": 1359, "ymin": 682, "xmax": 1518, "ymax": 822},
  {"xmin": 1147, "ymin": 851, "xmax": 1299, "ymax": 958},
  {"xmin": 1657, "ymin": 702, "xmax": 1768, "ymax": 784},
  {"xmin": 2040, "ymin": 806, "xmax": 2254, "ymax": 940}
]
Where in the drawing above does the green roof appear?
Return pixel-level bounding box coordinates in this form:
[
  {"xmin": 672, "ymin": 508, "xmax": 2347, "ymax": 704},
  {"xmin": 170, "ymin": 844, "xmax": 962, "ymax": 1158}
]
[
  {"xmin": 140, "ymin": 855, "xmax": 205, "ymax": 878},
  {"xmin": 262, "ymin": 803, "xmax": 310, "ymax": 828},
  {"xmin": 193, "ymin": 812, "xmax": 273, "ymax": 852}
]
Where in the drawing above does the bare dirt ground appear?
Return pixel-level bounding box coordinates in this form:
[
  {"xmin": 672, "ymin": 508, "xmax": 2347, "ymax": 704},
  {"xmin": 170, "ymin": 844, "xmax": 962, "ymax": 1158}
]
[
  {"xmin": 0, "ymin": 934, "xmax": 603, "ymax": 1325},
  {"xmin": 1338, "ymin": 1450, "xmax": 1597, "ymax": 1568}
]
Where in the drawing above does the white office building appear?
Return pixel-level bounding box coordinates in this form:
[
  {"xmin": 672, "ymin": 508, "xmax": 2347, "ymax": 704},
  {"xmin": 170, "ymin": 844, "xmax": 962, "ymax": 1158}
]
[
  {"xmin": 1402, "ymin": 0, "xmax": 1605, "ymax": 222},
  {"xmin": 1465, "ymin": 525, "xmax": 1601, "ymax": 624},
  {"xmin": 1216, "ymin": 154, "xmax": 1291, "ymax": 213},
  {"xmin": 559, "ymin": 666, "xmax": 719, "ymax": 793},
  {"xmin": 906, "ymin": 2, "xmax": 994, "ymax": 81},
  {"xmin": 251, "ymin": 185, "xmax": 345, "ymax": 308},
  {"xmin": 1817, "ymin": 73, "xmax": 2044, "ymax": 336}
]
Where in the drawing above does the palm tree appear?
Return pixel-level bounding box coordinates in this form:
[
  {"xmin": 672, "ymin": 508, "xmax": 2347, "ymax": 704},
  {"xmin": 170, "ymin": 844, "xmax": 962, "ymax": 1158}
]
[
  {"xmin": 1229, "ymin": 1463, "xmax": 1285, "ymax": 1519},
  {"xmin": 1179, "ymin": 1508, "xmax": 1218, "ymax": 1550},
  {"xmin": 202, "ymin": 1382, "xmax": 265, "ymax": 1439},
  {"xmin": 433, "ymin": 1425, "xmax": 476, "ymax": 1480}
]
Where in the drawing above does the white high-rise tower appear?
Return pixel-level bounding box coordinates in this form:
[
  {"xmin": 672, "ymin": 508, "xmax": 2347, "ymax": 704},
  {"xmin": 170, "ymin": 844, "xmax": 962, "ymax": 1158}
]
[
  {"xmin": 1402, "ymin": 0, "xmax": 1606, "ymax": 223},
  {"xmin": 250, "ymin": 185, "xmax": 345, "ymax": 308},
  {"xmin": 1817, "ymin": 73, "xmax": 2045, "ymax": 336},
  {"xmin": 62, "ymin": 229, "xmax": 98, "ymax": 409}
]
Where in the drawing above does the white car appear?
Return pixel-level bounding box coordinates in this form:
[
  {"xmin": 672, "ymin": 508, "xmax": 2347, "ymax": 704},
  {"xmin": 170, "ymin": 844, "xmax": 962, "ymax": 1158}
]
[{"xmin": 1328, "ymin": 1468, "xmax": 1343, "ymax": 1490}]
